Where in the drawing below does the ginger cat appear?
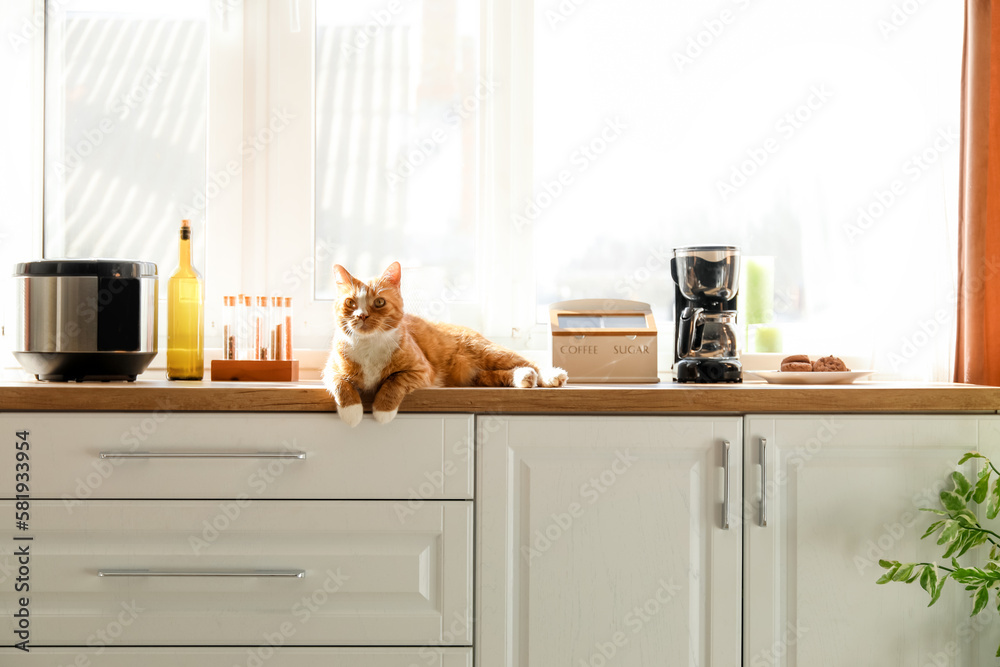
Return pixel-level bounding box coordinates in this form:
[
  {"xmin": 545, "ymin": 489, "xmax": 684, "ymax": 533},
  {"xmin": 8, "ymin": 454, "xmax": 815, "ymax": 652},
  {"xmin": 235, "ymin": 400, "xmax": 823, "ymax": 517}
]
[{"xmin": 322, "ymin": 262, "xmax": 568, "ymax": 426}]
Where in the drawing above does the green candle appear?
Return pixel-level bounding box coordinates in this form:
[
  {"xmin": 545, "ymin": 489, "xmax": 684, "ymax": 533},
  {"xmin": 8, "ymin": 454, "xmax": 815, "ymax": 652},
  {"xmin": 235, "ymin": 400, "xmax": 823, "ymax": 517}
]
[
  {"xmin": 743, "ymin": 256, "xmax": 774, "ymax": 325},
  {"xmin": 753, "ymin": 325, "xmax": 782, "ymax": 353}
]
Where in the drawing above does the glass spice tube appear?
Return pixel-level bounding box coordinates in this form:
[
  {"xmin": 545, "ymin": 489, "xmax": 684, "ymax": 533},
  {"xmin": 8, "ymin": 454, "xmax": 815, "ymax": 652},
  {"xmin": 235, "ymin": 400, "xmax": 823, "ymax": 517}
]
[
  {"xmin": 284, "ymin": 297, "xmax": 293, "ymax": 361},
  {"xmin": 270, "ymin": 296, "xmax": 282, "ymax": 360},
  {"xmin": 236, "ymin": 294, "xmax": 246, "ymax": 360},
  {"xmin": 256, "ymin": 296, "xmax": 268, "ymax": 360},
  {"xmin": 242, "ymin": 294, "xmax": 253, "ymax": 360},
  {"xmin": 223, "ymin": 296, "xmax": 236, "ymax": 360}
]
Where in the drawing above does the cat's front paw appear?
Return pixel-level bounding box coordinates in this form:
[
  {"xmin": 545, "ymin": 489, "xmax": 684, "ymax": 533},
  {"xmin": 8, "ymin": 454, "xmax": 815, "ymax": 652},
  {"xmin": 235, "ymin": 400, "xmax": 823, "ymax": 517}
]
[
  {"xmin": 338, "ymin": 402, "xmax": 364, "ymax": 427},
  {"xmin": 512, "ymin": 367, "xmax": 538, "ymax": 388},
  {"xmin": 538, "ymin": 366, "xmax": 568, "ymax": 387},
  {"xmin": 373, "ymin": 408, "xmax": 398, "ymax": 424}
]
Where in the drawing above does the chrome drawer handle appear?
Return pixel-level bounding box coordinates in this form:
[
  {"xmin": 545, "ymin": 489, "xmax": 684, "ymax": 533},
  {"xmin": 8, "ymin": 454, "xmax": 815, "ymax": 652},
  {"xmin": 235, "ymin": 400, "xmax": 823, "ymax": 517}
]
[
  {"xmin": 722, "ymin": 440, "xmax": 731, "ymax": 530},
  {"xmin": 98, "ymin": 569, "xmax": 305, "ymax": 578},
  {"xmin": 99, "ymin": 451, "xmax": 306, "ymax": 460}
]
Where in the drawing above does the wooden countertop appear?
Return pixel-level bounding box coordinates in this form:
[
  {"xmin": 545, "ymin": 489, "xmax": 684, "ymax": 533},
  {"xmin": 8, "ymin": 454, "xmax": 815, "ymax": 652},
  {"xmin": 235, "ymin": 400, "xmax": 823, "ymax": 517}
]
[{"xmin": 0, "ymin": 380, "xmax": 997, "ymax": 414}]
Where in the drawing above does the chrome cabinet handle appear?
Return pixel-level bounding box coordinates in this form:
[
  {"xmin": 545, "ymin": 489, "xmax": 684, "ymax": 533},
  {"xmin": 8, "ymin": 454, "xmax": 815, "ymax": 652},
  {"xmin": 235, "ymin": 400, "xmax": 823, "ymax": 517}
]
[
  {"xmin": 759, "ymin": 437, "xmax": 768, "ymax": 527},
  {"xmin": 99, "ymin": 451, "xmax": 306, "ymax": 460},
  {"xmin": 722, "ymin": 440, "xmax": 731, "ymax": 530},
  {"xmin": 98, "ymin": 569, "xmax": 305, "ymax": 578}
]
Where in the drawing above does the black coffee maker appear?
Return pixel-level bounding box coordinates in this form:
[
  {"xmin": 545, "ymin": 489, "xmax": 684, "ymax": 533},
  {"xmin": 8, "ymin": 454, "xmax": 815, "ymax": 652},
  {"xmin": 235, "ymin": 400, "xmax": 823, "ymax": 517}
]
[{"xmin": 670, "ymin": 246, "xmax": 742, "ymax": 383}]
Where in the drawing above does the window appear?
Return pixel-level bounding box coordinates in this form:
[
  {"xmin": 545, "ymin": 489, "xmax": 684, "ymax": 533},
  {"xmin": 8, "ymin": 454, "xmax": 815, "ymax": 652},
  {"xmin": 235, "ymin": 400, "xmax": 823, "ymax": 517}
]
[{"xmin": 1, "ymin": 0, "xmax": 965, "ymax": 381}]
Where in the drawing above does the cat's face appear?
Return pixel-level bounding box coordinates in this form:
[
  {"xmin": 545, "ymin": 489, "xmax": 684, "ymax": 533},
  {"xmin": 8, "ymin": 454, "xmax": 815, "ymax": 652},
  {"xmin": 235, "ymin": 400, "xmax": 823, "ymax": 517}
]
[{"xmin": 333, "ymin": 262, "xmax": 404, "ymax": 336}]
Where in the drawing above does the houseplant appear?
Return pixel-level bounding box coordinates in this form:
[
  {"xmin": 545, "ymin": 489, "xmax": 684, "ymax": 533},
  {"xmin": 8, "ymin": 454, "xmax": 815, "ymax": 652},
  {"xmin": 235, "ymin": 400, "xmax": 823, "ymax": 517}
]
[{"xmin": 877, "ymin": 452, "xmax": 1000, "ymax": 656}]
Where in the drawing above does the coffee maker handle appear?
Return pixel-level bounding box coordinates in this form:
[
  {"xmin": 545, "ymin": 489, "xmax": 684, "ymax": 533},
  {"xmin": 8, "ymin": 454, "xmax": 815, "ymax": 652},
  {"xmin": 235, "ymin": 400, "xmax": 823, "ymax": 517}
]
[{"xmin": 677, "ymin": 306, "xmax": 704, "ymax": 358}]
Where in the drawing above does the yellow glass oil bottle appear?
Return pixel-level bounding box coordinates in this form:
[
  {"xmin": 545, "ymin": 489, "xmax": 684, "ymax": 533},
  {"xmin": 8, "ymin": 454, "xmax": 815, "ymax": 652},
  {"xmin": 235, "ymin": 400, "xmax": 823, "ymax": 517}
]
[{"xmin": 166, "ymin": 219, "xmax": 204, "ymax": 380}]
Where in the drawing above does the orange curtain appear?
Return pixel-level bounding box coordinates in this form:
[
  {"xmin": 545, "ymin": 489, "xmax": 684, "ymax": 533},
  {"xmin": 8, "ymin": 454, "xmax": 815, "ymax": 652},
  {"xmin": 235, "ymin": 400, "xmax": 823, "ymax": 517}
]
[{"xmin": 955, "ymin": 0, "xmax": 1000, "ymax": 385}]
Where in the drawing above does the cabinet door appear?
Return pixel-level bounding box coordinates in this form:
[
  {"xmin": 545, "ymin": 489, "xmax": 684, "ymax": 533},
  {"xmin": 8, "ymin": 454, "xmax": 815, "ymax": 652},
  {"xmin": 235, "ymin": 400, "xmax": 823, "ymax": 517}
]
[
  {"xmin": 744, "ymin": 415, "xmax": 1000, "ymax": 667},
  {"xmin": 477, "ymin": 416, "xmax": 742, "ymax": 667}
]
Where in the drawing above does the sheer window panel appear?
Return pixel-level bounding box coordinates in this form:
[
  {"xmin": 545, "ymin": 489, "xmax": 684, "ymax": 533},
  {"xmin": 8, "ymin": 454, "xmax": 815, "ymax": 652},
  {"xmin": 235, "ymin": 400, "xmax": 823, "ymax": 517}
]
[
  {"xmin": 313, "ymin": 0, "xmax": 482, "ymax": 329},
  {"xmin": 529, "ymin": 0, "xmax": 962, "ymax": 380},
  {"xmin": 43, "ymin": 0, "xmax": 209, "ymax": 277}
]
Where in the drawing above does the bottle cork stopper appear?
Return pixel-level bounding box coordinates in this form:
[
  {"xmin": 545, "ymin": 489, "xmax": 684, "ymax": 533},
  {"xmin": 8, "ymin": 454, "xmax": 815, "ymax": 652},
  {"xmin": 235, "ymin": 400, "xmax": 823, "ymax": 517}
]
[{"xmin": 181, "ymin": 219, "xmax": 190, "ymax": 229}]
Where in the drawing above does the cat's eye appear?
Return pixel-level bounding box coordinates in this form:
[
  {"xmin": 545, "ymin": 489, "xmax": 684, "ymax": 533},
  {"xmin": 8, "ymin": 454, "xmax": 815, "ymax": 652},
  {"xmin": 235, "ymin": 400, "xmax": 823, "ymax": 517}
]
[
  {"xmin": 374, "ymin": 297, "xmax": 386, "ymax": 308},
  {"xmin": 345, "ymin": 298, "xmax": 356, "ymax": 309}
]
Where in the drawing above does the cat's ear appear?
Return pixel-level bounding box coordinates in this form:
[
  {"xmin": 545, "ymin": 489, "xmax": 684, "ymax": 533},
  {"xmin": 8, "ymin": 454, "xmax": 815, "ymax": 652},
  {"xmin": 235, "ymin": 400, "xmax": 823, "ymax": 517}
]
[
  {"xmin": 333, "ymin": 265, "xmax": 355, "ymax": 288},
  {"xmin": 380, "ymin": 261, "xmax": 402, "ymax": 288}
]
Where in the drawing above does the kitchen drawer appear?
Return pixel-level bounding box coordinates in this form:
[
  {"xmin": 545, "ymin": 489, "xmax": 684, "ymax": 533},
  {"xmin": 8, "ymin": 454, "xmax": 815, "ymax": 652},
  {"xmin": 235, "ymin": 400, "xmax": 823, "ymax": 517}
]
[
  {"xmin": 0, "ymin": 648, "xmax": 473, "ymax": 666},
  {"xmin": 0, "ymin": 500, "xmax": 472, "ymax": 646},
  {"xmin": 0, "ymin": 412, "xmax": 473, "ymax": 499}
]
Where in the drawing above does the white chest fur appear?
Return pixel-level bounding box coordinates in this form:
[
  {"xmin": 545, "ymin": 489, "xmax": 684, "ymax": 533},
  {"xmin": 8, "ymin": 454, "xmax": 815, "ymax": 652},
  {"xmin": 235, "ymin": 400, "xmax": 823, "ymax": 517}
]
[{"xmin": 342, "ymin": 328, "xmax": 401, "ymax": 391}]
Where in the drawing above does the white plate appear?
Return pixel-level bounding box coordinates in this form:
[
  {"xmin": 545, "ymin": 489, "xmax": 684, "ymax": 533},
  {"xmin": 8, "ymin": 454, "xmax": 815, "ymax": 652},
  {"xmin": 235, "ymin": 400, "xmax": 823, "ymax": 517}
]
[{"xmin": 745, "ymin": 370, "xmax": 876, "ymax": 385}]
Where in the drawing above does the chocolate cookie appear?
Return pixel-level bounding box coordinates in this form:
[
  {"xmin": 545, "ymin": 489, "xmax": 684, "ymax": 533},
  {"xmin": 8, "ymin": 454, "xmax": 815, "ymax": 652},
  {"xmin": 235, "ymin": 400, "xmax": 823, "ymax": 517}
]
[
  {"xmin": 812, "ymin": 355, "xmax": 849, "ymax": 372},
  {"xmin": 780, "ymin": 354, "xmax": 812, "ymax": 372}
]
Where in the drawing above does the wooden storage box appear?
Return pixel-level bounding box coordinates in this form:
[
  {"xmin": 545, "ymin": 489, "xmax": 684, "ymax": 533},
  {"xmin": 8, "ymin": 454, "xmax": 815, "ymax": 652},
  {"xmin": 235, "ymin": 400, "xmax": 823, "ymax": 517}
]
[{"xmin": 550, "ymin": 299, "xmax": 658, "ymax": 383}]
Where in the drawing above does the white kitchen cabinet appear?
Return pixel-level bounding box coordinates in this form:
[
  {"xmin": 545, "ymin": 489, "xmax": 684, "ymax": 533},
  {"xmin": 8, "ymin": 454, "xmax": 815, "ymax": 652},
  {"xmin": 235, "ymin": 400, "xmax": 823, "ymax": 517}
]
[
  {"xmin": 477, "ymin": 415, "xmax": 742, "ymax": 667},
  {"xmin": 744, "ymin": 415, "xmax": 1000, "ymax": 667},
  {"xmin": 0, "ymin": 412, "xmax": 474, "ymax": 663}
]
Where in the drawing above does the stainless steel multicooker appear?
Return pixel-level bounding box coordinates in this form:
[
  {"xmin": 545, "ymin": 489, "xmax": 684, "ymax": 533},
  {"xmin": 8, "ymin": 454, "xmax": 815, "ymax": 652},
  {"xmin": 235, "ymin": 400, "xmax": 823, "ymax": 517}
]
[{"xmin": 14, "ymin": 259, "xmax": 158, "ymax": 381}]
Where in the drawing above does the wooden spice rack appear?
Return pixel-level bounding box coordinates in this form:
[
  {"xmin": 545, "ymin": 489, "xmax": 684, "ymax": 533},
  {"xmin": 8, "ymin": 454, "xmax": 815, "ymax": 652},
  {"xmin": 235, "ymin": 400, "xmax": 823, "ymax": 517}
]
[{"xmin": 210, "ymin": 359, "xmax": 300, "ymax": 382}]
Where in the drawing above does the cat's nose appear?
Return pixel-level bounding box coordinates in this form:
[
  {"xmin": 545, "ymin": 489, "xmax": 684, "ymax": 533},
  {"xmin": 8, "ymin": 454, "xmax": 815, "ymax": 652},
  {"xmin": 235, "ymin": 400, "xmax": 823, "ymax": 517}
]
[{"xmin": 357, "ymin": 312, "xmax": 368, "ymax": 321}]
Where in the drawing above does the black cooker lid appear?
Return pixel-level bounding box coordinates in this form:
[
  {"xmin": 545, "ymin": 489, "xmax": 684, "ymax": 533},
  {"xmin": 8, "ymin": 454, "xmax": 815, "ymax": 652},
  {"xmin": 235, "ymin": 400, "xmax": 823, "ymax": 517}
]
[{"xmin": 14, "ymin": 259, "xmax": 158, "ymax": 278}]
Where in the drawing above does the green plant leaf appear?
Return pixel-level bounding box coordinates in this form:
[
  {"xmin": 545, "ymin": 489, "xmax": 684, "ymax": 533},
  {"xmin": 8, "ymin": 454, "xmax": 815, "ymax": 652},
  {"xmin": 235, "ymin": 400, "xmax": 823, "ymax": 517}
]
[
  {"xmin": 941, "ymin": 490, "xmax": 967, "ymax": 512},
  {"xmin": 975, "ymin": 469, "xmax": 991, "ymax": 504},
  {"xmin": 973, "ymin": 586, "xmax": 990, "ymax": 616},
  {"xmin": 919, "ymin": 565, "xmax": 934, "ymax": 595},
  {"xmin": 953, "ymin": 471, "xmax": 973, "ymax": 500},
  {"xmin": 876, "ymin": 561, "xmax": 902, "ymax": 584},
  {"xmin": 893, "ymin": 564, "xmax": 916, "ymax": 582},
  {"xmin": 937, "ymin": 520, "xmax": 960, "ymax": 546},
  {"xmin": 951, "ymin": 567, "xmax": 978, "ymax": 584},
  {"xmin": 954, "ymin": 509, "xmax": 980, "ymax": 526},
  {"xmin": 930, "ymin": 572, "xmax": 949, "ymax": 606},
  {"xmin": 989, "ymin": 478, "xmax": 1000, "ymax": 520},
  {"xmin": 957, "ymin": 531, "xmax": 990, "ymax": 558},
  {"xmin": 926, "ymin": 564, "xmax": 940, "ymax": 605},
  {"xmin": 959, "ymin": 452, "xmax": 986, "ymax": 465},
  {"xmin": 952, "ymin": 567, "xmax": 1000, "ymax": 588},
  {"xmin": 922, "ymin": 508, "xmax": 949, "ymax": 516},
  {"xmin": 922, "ymin": 521, "xmax": 945, "ymax": 540},
  {"xmin": 951, "ymin": 532, "xmax": 978, "ymax": 559},
  {"xmin": 876, "ymin": 570, "xmax": 896, "ymax": 585},
  {"xmin": 943, "ymin": 533, "xmax": 965, "ymax": 558}
]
